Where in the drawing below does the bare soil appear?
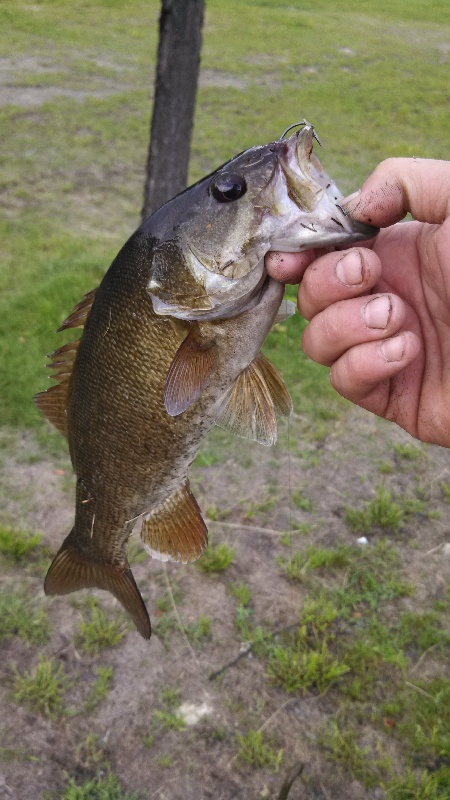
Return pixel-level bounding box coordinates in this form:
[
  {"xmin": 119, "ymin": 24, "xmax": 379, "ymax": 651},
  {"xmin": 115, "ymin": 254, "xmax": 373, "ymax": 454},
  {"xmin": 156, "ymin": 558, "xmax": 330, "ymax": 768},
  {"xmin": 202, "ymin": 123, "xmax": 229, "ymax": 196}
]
[{"xmin": 1, "ymin": 406, "xmax": 449, "ymax": 800}]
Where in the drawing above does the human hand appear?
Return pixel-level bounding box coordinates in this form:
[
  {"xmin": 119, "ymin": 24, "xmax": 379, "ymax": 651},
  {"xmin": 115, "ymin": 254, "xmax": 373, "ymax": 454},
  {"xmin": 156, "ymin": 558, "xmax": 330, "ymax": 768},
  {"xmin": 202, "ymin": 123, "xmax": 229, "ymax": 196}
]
[{"xmin": 265, "ymin": 158, "xmax": 450, "ymax": 447}]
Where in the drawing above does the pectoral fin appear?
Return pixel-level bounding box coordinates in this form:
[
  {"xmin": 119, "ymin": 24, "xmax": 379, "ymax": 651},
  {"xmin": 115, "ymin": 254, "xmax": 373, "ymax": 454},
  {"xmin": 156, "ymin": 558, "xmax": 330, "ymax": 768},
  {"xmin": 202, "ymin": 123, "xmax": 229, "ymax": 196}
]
[
  {"xmin": 214, "ymin": 352, "xmax": 292, "ymax": 446},
  {"xmin": 164, "ymin": 325, "xmax": 217, "ymax": 416},
  {"xmin": 140, "ymin": 480, "xmax": 208, "ymax": 563}
]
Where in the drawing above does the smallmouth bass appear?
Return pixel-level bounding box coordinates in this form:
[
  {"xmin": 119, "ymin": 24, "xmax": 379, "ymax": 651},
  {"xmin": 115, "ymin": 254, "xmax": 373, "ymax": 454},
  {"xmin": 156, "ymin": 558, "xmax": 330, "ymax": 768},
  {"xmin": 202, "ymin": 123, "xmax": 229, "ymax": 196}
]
[{"xmin": 36, "ymin": 122, "xmax": 377, "ymax": 638}]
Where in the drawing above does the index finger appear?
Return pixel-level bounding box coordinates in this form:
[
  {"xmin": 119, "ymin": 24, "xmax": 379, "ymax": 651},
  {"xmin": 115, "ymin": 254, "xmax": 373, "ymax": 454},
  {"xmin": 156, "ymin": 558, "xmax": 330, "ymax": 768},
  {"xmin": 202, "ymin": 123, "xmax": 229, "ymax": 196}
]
[{"xmin": 342, "ymin": 158, "xmax": 450, "ymax": 227}]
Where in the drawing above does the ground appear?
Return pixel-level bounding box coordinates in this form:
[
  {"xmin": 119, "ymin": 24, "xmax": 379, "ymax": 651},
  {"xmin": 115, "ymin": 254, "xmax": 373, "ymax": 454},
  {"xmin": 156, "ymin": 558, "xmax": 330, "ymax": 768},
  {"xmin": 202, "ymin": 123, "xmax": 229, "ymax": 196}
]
[
  {"xmin": 1, "ymin": 1, "xmax": 449, "ymax": 798},
  {"xmin": 1, "ymin": 405, "xmax": 449, "ymax": 799}
]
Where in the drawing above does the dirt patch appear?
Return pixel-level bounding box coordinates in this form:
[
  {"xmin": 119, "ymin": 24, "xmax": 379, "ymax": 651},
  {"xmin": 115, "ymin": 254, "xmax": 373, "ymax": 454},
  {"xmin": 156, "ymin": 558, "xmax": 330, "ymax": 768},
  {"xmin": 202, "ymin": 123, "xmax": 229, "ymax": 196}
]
[{"xmin": 1, "ymin": 407, "xmax": 449, "ymax": 799}]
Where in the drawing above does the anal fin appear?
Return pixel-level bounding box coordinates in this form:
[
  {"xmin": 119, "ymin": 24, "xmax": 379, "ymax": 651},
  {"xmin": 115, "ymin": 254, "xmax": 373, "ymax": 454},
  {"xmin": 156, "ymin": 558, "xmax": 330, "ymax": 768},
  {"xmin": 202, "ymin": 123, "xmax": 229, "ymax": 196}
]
[
  {"xmin": 45, "ymin": 535, "xmax": 151, "ymax": 639},
  {"xmin": 214, "ymin": 352, "xmax": 292, "ymax": 446},
  {"xmin": 140, "ymin": 480, "xmax": 207, "ymax": 563}
]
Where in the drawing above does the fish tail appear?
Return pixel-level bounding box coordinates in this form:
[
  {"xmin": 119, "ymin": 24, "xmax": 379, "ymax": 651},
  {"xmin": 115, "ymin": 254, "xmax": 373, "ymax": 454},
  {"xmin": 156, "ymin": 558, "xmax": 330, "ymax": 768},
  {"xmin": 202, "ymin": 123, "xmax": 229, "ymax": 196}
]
[{"xmin": 44, "ymin": 530, "xmax": 151, "ymax": 639}]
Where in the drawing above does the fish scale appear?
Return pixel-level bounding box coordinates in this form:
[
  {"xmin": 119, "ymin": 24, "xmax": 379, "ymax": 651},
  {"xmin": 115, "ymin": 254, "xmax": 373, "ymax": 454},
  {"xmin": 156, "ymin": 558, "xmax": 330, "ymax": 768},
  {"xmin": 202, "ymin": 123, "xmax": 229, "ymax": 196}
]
[{"xmin": 35, "ymin": 122, "xmax": 377, "ymax": 638}]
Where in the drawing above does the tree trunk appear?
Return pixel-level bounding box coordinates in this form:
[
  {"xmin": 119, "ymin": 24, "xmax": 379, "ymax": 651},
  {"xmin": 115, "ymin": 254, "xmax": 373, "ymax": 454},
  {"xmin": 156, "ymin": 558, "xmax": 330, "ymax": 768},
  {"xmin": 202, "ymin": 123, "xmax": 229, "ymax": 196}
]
[{"xmin": 141, "ymin": 0, "xmax": 205, "ymax": 222}]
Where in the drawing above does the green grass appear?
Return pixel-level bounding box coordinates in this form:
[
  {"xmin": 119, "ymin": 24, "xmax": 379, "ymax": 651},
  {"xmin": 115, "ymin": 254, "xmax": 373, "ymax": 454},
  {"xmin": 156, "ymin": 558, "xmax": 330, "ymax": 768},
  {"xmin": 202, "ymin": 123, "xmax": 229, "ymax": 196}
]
[
  {"xmin": 0, "ymin": 0, "xmax": 448, "ymax": 431},
  {"xmin": 59, "ymin": 772, "xmax": 141, "ymax": 800},
  {"xmin": 75, "ymin": 602, "xmax": 125, "ymax": 654},
  {"xmin": 0, "ymin": 590, "xmax": 49, "ymax": 644},
  {"xmin": 197, "ymin": 540, "xmax": 234, "ymax": 574},
  {"xmin": 0, "ymin": 524, "xmax": 42, "ymax": 563},
  {"xmin": 12, "ymin": 656, "xmax": 70, "ymax": 719},
  {"xmin": 84, "ymin": 666, "xmax": 114, "ymax": 712},
  {"xmin": 234, "ymin": 729, "xmax": 283, "ymax": 771}
]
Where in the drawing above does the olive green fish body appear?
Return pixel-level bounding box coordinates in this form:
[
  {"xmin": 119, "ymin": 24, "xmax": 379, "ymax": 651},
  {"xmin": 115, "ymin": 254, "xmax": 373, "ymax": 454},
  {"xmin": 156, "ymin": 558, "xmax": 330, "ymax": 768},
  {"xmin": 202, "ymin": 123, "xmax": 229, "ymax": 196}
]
[{"xmin": 36, "ymin": 122, "xmax": 377, "ymax": 638}]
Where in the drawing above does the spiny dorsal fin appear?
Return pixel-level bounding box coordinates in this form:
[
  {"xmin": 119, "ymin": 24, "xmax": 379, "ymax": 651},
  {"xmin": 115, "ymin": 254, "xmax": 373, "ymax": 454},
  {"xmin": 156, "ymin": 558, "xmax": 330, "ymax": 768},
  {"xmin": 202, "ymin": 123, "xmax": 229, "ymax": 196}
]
[
  {"xmin": 44, "ymin": 537, "xmax": 151, "ymax": 639},
  {"xmin": 140, "ymin": 480, "xmax": 208, "ymax": 563},
  {"xmin": 214, "ymin": 352, "xmax": 291, "ymax": 446},
  {"xmin": 164, "ymin": 324, "xmax": 217, "ymax": 416},
  {"xmin": 35, "ymin": 288, "xmax": 97, "ymax": 436},
  {"xmin": 34, "ymin": 339, "xmax": 80, "ymax": 438},
  {"xmin": 57, "ymin": 288, "xmax": 97, "ymax": 331}
]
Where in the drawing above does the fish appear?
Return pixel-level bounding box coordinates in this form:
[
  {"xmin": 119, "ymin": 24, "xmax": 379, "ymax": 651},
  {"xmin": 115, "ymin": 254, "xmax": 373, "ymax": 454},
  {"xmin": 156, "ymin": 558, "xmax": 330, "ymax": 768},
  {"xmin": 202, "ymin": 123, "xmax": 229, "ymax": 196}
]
[{"xmin": 35, "ymin": 122, "xmax": 377, "ymax": 639}]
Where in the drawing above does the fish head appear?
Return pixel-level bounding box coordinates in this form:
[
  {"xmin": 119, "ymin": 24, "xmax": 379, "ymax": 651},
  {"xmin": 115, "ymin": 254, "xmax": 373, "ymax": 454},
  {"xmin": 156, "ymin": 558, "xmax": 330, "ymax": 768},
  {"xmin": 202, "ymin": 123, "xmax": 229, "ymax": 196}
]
[{"xmin": 147, "ymin": 122, "xmax": 378, "ymax": 320}]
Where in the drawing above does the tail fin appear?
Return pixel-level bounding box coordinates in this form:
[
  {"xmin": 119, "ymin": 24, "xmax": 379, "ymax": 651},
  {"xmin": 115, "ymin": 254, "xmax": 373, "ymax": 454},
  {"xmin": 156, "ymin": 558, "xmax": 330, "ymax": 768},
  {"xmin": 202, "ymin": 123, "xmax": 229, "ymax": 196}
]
[{"xmin": 44, "ymin": 534, "xmax": 151, "ymax": 639}]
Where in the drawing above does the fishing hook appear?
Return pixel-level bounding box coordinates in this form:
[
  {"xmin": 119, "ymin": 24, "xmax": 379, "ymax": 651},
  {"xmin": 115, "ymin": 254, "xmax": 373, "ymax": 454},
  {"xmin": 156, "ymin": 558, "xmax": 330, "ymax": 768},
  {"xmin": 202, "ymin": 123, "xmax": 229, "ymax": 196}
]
[{"xmin": 279, "ymin": 120, "xmax": 322, "ymax": 146}]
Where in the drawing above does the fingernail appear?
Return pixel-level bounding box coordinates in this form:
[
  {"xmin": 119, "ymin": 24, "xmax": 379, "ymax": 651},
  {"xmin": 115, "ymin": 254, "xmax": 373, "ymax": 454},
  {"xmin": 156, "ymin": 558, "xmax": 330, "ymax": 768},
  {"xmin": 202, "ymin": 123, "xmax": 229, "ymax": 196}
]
[
  {"xmin": 364, "ymin": 295, "xmax": 392, "ymax": 329},
  {"xmin": 335, "ymin": 250, "xmax": 364, "ymax": 286},
  {"xmin": 341, "ymin": 190, "xmax": 360, "ymax": 207},
  {"xmin": 380, "ymin": 335, "xmax": 404, "ymax": 362}
]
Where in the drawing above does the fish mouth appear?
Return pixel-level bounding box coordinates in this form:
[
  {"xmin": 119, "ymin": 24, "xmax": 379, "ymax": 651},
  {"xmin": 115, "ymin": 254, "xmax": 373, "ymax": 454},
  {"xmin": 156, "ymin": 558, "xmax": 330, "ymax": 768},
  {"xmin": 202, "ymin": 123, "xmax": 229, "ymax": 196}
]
[{"xmin": 264, "ymin": 122, "xmax": 378, "ymax": 249}]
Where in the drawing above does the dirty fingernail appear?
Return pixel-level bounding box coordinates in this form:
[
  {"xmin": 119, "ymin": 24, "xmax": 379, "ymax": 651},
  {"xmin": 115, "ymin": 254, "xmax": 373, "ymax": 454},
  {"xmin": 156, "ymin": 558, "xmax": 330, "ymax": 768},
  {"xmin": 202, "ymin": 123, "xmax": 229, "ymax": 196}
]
[
  {"xmin": 364, "ymin": 295, "xmax": 392, "ymax": 329},
  {"xmin": 380, "ymin": 335, "xmax": 404, "ymax": 362},
  {"xmin": 335, "ymin": 250, "xmax": 364, "ymax": 286},
  {"xmin": 341, "ymin": 190, "xmax": 360, "ymax": 207}
]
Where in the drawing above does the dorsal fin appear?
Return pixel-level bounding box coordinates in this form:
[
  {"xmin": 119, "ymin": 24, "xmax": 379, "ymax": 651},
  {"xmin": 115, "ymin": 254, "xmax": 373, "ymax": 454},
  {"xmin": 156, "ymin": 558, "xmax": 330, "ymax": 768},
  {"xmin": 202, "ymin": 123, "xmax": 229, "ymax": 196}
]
[
  {"xmin": 164, "ymin": 324, "xmax": 217, "ymax": 416},
  {"xmin": 44, "ymin": 534, "xmax": 151, "ymax": 639},
  {"xmin": 34, "ymin": 339, "xmax": 80, "ymax": 438},
  {"xmin": 214, "ymin": 352, "xmax": 291, "ymax": 446},
  {"xmin": 140, "ymin": 480, "xmax": 208, "ymax": 563},
  {"xmin": 35, "ymin": 288, "xmax": 97, "ymax": 436},
  {"xmin": 57, "ymin": 288, "xmax": 97, "ymax": 331}
]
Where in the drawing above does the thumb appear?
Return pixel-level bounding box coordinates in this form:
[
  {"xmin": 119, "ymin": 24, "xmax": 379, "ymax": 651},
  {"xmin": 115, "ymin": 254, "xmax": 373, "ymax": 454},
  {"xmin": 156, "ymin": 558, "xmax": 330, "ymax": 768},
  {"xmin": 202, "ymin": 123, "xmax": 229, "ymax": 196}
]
[{"xmin": 342, "ymin": 157, "xmax": 450, "ymax": 228}]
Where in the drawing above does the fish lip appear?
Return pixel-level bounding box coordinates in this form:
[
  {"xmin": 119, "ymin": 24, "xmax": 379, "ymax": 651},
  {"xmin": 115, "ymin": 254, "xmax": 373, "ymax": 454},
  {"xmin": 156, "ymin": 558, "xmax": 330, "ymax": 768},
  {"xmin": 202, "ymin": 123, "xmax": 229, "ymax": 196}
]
[{"xmin": 269, "ymin": 123, "xmax": 380, "ymax": 246}]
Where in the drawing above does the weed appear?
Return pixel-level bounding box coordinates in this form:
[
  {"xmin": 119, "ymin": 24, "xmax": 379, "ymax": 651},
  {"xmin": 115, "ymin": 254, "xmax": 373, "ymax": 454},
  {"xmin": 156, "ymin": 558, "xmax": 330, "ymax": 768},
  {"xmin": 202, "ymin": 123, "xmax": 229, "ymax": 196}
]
[
  {"xmin": 85, "ymin": 666, "xmax": 113, "ymax": 711},
  {"xmin": 397, "ymin": 611, "xmax": 450, "ymax": 653},
  {"xmin": 267, "ymin": 641, "xmax": 349, "ymax": 694},
  {"xmin": 319, "ymin": 721, "xmax": 392, "ymax": 788},
  {"xmin": 0, "ymin": 590, "xmax": 49, "ymax": 644},
  {"xmin": 60, "ymin": 772, "xmax": 141, "ymax": 800},
  {"xmin": 197, "ymin": 540, "xmax": 234, "ymax": 574},
  {"xmin": 229, "ymin": 583, "xmax": 252, "ymax": 607},
  {"xmin": 12, "ymin": 656, "xmax": 70, "ymax": 718},
  {"xmin": 234, "ymin": 729, "xmax": 283, "ymax": 771},
  {"xmin": 291, "ymin": 490, "xmax": 313, "ymax": 511},
  {"xmin": 144, "ymin": 687, "xmax": 185, "ymax": 746},
  {"xmin": 76, "ymin": 605, "xmax": 124, "ymax": 654},
  {"xmin": 344, "ymin": 485, "xmax": 403, "ymax": 533},
  {"xmin": 441, "ymin": 482, "xmax": 450, "ymax": 503},
  {"xmin": 0, "ymin": 524, "xmax": 42, "ymax": 562},
  {"xmin": 394, "ymin": 443, "xmax": 422, "ymax": 461},
  {"xmin": 385, "ymin": 767, "xmax": 450, "ymax": 799},
  {"xmin": 186, "ymin": 615, "xmax": 212, "ymax": 647},
  {"xmin": 157, "ymin": 755, "xmax": 173, "ymax": 768},
  {"xmin": 379, "ymin": 461, "xmax": 394, "ymax": 474},
  {"xmin": 278, "ymin": 544, "xmax": 353, "ymax": 580},
  {"xmin": 333, "ymin": 541, "xmax": 413, "ymax": 614},
  {"xmin": 382, "ymin": 678, "xmax": 450, "ymax": 761},
  {"xmin": 160, "ymin": 687, "xmax": 181, "ymax": 709}
]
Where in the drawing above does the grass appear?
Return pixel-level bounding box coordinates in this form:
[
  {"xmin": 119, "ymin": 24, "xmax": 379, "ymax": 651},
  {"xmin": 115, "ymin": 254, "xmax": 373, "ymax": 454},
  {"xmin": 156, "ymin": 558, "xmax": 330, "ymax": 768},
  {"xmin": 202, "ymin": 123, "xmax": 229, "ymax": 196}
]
[
  {"xmin": 59, "ymin": 772, "xmax": 141, "ymax": 800},
  {"xmin": 196, "ymin": 539, "xmax": 234, "ymax": 574},
  {"xmin": 75, "ymin": 602, "xmax": 125, "ymax": 654},
  {"xmin": 144, "ymin": 687, "xmax": 185, "ymax": 747},
  {"xmin": 1, "ymin": 0, "xmax": 448, "ymax": 431},
  {"xmin": 234, "ymin": 729, "xmax": 283, "ymax": 771},
  {"xmin": 12, "ymin": 656, "xmax": 70, "ymax": 719},
  {"xmin": 0, "ymin": 524, "xmax": 42, "ymax": 563},
  {"xmin": 1, "ymin": 0, "xmax": 450, "ymax": 796},
  {"xmin": 0, "ymin": 590, "xmax": 49, "ymax": 644}
]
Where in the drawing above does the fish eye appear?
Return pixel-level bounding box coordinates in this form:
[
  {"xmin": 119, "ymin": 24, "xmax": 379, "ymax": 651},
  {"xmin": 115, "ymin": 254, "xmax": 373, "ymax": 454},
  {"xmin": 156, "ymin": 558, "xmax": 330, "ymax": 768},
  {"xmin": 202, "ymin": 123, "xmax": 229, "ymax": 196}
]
[{"xmin": 210, "ymin": 172, "xmax": 247, "ymax": 202}]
